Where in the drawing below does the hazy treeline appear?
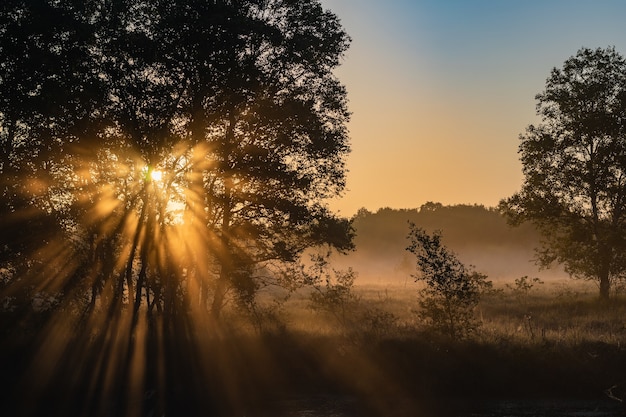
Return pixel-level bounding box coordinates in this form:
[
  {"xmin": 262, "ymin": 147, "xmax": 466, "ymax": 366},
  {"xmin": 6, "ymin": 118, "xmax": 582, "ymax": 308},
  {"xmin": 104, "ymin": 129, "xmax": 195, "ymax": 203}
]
[{"xmin": 337, "ymin": 203, "xmax": 566, "ymax": 283}]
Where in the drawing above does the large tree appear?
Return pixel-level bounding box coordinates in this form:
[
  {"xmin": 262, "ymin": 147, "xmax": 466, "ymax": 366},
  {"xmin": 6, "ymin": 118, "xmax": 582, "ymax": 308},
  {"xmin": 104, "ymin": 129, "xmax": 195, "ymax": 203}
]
[
  {"xmin": 0, "ymin": 0, "xmax": 352, "ymax": 325},
  {"xmin": 1, "ymin": 2, "xmax": 352, "ymax": 412},
  {"xmin": 500, "ymin": 47, "xmax": 626, "ymax": 300}
]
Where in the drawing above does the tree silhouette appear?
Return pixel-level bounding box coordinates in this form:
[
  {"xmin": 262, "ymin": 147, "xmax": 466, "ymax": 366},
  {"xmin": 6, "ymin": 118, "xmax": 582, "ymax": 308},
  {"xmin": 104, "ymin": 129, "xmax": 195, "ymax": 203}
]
[
  {"xmin": 1, "ymin": 0, "xmax": 352, "ymax": 326},
  {"xmin": 406, "ymin": 223, "xmax": 490, "ymax": 340},
  {"xmin": 500, "ymin": 47, "xmax": 626, "ymax": 301},
  {"xmin": 1, "ymin": 1, "xmax": 353, "ymax": 413}
]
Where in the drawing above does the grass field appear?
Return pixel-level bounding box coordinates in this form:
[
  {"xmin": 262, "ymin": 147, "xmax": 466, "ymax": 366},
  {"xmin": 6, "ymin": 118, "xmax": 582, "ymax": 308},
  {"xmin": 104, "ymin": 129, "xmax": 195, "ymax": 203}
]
[
  {"xmin": 258, "ymin": 277, "xmax": 626, "ymax": 347},
  {"xmin": 3, "ymin": 276, "xmax": 626, "ymax": 416},
  {"xmin": 236, "ymin": 277, "xmax": 626, "ymax": 413}
]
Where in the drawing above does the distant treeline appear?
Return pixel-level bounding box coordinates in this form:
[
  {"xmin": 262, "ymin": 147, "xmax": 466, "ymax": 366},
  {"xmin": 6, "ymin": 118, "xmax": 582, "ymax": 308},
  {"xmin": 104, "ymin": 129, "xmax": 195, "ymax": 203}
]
[{"xmin": 336, "ymin": 203, "xmax": 564, "ymax": 283}]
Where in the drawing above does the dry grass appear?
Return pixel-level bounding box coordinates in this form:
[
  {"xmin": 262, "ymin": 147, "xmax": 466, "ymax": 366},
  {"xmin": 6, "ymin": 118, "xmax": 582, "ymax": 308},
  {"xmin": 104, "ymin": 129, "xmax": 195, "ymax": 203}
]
[
  {"xmin": 4, "ymin": 276, "xmax": 626, "ymax": 416},
  {"xmin": 477, "ymin": 280, "xmax": 626, "ymax": 347},
  {"xmin": 254, "ymin": 277, "xmax": 626, "ymax": 351}
]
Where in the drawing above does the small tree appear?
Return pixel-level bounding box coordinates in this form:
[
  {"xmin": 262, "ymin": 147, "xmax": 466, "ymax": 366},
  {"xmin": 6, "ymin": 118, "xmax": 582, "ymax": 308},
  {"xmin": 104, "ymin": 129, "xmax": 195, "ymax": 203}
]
[
  {"xmin": 406, "ymin": 223, "xmax": 490, "ymax": 339},
  {"xmin": 306, "ymin": 250, "xmax": 399, "ymax": 340}
]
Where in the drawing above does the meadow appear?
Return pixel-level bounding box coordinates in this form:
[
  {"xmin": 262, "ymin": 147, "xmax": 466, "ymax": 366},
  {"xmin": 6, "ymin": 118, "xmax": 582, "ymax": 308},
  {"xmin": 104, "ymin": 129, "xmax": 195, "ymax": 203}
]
[
  {"xmin": 3, "ymin": 276, "xmax": 626, "ymax": 417},
  {"xmin": 265, "ymin": 277, "xmax": 626, "ymax": 345},
  {"xmin": 199, "ymin": 277, "xmax": 626, "ymax": 416}
]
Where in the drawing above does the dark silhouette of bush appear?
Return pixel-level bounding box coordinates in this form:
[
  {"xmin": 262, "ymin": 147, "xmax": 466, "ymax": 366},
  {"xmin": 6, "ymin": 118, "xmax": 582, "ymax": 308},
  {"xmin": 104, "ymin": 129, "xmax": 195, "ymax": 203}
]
[{"xmin": 406, "ymin": 223, "xmax": 492, "ymax": 339}]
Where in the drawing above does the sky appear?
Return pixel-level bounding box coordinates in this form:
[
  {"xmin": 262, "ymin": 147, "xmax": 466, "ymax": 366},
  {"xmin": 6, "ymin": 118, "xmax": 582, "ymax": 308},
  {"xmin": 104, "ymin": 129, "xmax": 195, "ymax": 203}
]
[{"xmin": 320, "ymin": 0, "xmax": 626, "ymax": 216}]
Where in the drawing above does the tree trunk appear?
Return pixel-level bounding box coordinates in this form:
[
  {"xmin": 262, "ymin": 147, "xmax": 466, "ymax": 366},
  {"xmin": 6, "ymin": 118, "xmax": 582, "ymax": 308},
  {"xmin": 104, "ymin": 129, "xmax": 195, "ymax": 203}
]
[
  {"xmin": 211, "ymin": 196, "xmax": 232, "ymax": 320},
  {"xmin": 599, "ymin": 271, "xmax": 610, "ymax": 301},
  {"xmin": 598, "ymin": 245, "xmax": 612, "ymax": 301},
  {"xmin": 210, "ymin": 194, "xmax": 232, "ymax": 320},
  {"xmin": 210, "ymin": 274, "xmax": 228, "ymax": 319},
  {"xmin": 210, "ymin": 108, "xmax": 236, "ymax": 321}
]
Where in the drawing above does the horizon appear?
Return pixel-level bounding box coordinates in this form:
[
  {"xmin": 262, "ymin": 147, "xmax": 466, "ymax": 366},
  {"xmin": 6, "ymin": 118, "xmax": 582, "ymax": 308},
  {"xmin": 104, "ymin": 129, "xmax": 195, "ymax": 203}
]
[{"xmin": 338, "ymin": 201, "xmax": 502, "ymax": 218}]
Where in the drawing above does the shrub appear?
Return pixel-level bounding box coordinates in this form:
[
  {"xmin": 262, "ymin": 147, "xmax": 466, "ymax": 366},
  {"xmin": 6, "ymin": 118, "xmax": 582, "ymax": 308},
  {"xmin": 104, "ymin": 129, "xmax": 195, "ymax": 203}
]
[
  {"xmin": 306, "ymin": 251, "xmax": 360, "ymax": 331},
  {"xmin": 506, "ymin": 276, "xmax": 544, "ymax": 305},
  {"xmin": 406, "ymin": 223, "xmax": 491, "ymax": 340}
]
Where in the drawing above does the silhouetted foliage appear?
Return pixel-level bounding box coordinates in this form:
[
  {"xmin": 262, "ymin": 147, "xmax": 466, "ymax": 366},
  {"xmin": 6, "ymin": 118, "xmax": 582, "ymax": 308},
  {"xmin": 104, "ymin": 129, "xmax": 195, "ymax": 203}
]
[
  {"xmin": 505, "ymin": 276, "xmax": 544, "ymax": 304},
  {"xmin": 306, "ymin": 250, "xmax": 400, "ymax": 340},
  {"xmin": 500, "ymin": 47, "xmax": 626, "ymax": 301},
  {"xmin": 353, "ymin": 204, "xmax": 540, "ymax": 253},
  {"xmin": 307, "ymin": 250, "xmax": 360, "ymax": 331},
  {"xmin": 406, "ymin": 223, "xmax": 491, "ymax": 340},
  {"xmin": 0, "ymin": 4, "xmax": 354, "ymax": 413},
  {"xmin": 0, "ymin": 0, "xmax": 353, "ymax": 326}
]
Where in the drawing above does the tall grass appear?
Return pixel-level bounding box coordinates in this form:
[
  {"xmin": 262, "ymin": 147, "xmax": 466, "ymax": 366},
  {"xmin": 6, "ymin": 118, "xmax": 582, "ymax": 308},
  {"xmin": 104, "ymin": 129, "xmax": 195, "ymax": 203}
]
[
  {"xmin": 250, "ymin": 278, "xmax": 626, "ymax": 405},
  {"xmin": 228, "ymin": 278, "xmax": 626, "ymax": 355},
  {"xmin": 4, "ymin": 277, "xmax": 626, "ymax": 416}
]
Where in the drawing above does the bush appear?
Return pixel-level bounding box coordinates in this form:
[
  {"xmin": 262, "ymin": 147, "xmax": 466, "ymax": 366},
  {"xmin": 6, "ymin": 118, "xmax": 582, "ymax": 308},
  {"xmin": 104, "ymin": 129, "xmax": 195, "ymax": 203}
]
[
  {"xmin": 506, "ymin": 276, "xmax": 544, "ymax": 305},
  {"xmin": 306, "ymin": 250, "xmax": 360, "ymax": 331},
  {"xmin": 406, "ymin": 223, "xmax": 491, "ymax": 340}
]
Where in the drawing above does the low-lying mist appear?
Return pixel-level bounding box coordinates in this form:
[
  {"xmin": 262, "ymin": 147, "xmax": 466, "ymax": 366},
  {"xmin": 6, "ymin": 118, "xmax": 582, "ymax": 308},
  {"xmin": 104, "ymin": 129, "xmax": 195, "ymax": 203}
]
[{"xmin": 332, "ymin": 204, "xmax": 568, "ymax": 285}]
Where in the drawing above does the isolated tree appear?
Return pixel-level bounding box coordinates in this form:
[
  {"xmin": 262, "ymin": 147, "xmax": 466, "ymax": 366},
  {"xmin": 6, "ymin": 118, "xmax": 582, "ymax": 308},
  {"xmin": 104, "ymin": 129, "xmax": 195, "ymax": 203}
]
[
  {"xmin": 500, "ymin": 47, "xmax": 626, "ymax": 301},
  {"xmin": 0, "ymin": 0, "xmax": 353, "ymax": 323},
  {"xmin": 406, "ymin": 223, "xmax": 490, "ymax": 339}
]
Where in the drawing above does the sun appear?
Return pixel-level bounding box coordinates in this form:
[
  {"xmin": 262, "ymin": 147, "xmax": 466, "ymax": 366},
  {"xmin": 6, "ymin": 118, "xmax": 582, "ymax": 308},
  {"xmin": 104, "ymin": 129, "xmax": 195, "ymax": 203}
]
[
  {"xmin": 143, "ymin": 165, "xmax": 164, "ymax": 184},
  {"xmin": 150, "ymin": 169, "xmax": 163, "ymax": 183},
  {"xmin": 142, "ymin": 164, "xmax": 187, "ymax": 225}
]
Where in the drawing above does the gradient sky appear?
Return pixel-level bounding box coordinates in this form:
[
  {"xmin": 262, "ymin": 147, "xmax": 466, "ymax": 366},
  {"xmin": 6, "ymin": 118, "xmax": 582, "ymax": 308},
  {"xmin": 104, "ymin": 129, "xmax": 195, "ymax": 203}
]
[{"xmin": 320, "ymin": 0, "xmax": 626, "ymax": 216}]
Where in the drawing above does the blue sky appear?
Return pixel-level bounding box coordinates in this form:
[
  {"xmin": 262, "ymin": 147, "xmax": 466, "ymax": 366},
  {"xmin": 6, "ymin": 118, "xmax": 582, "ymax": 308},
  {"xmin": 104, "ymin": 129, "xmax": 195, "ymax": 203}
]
[{"xmin": 320, "ymin": 0, "xmax": 626, "ymax": 215}]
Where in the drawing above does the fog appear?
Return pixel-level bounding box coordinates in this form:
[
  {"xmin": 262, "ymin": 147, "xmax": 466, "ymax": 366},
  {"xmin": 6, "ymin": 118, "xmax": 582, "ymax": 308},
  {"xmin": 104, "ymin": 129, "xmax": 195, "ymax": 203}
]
[{"xmin": 332, "ymin": 204, "xmax": 568, "ymax": 285}]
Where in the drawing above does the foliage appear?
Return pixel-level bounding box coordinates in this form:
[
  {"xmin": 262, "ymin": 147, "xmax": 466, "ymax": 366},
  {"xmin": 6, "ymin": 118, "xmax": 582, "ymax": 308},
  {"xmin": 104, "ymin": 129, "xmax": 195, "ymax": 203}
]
[
  {"xmin": 339, "ymin": 204, "xmax": 546, "ymax": 287},
  {"xmin": 352, "ymin": 204, "xmax": 539, "ymax": 250},
  {"xmin": 406, "ymin": 223, "xmax": 491, "ymax": 340},
  {"xmin": 357, "ymin": 307, "xmax": 399, "ymax": 340},
  {"xmin": 350, "ymin": 204, "xmax": 541, "ymax": 262},
  {"xmin": 500, "ymin": 46, "xmax": 626, "ymax": 301},
  {"xmin": 0, "ymin": 0, "xmax": 353, "ymax": 325},
  {"xmin": 305, "ymin": 251, "xmax": 401, "ymax": 341},
  {"xmin": 307, "ymin": 250, "xmax": 360, "ymax": 331},
  {"xmin": 0, "ymin": 4, "xmax": 354, "ymax": 410},
  {"xmin": 506, "ymin": 276, "xmax": 544, "ymax": 304}
]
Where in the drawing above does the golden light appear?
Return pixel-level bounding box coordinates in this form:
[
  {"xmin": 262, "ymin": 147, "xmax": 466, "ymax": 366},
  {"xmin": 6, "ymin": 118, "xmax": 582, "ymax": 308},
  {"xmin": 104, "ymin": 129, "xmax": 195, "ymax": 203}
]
[
  {"xmin": 150, "ymin": 169, "xmax": 163, "ymax": 183},
  {"xmin": 2, "ymin": 144, "xmax": 226, "ymax": 416},
  {"xmin": 142, "ymin": 165, "xmax": 164, "ymax": 184}
]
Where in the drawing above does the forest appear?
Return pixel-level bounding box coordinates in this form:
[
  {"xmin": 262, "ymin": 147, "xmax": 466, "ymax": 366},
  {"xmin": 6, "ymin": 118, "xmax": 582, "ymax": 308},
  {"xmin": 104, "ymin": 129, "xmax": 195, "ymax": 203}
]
[{"xmin": 2, "ymin": 1, "xmax": 626, "ymax": 417}]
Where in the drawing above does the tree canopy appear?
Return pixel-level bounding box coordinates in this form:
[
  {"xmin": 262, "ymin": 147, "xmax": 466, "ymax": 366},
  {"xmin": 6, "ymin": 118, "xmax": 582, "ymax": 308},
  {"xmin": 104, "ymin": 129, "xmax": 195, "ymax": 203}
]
[
  {"xmin": 1, "ymin": 3, "xmax": 353, "ymax": 412},
  {"xmin": 0, "ymin": 0, "xmax": 352, "ymax": 327},
  {"xmin": 500, "ymin": 46, "xmax": 626, "ymax": 300}
]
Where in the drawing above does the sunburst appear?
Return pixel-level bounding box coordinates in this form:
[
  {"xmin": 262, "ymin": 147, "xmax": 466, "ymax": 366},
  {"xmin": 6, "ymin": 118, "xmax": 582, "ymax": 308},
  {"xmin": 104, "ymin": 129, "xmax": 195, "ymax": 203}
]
[{"xmin": 149, "ymin": 169, "xmax": 163, "ymax": 183}]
